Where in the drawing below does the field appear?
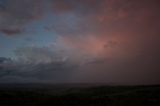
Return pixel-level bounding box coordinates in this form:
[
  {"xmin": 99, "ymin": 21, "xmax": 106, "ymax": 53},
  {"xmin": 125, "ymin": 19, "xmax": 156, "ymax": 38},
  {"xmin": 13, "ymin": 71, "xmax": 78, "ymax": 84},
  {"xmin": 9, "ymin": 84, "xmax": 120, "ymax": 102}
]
[{"xmin": 0, "ymin": 84, "xmax": 160, "ymax": 106}]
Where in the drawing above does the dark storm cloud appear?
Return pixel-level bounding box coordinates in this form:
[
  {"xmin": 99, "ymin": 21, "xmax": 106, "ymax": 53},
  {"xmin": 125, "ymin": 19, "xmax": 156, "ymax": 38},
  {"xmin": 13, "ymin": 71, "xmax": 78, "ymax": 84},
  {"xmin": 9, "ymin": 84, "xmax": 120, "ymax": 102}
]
[
  {"xmin": 0, "ymin": 58, "xmax": 76, "ymax": 83},
  {"xmin": 0, "ymin": 57, "xmax": 9, "ymax": 63},
  {"xmin": 0, "ymin": 28, "xmax": 22, "ymax": 35},
  {"xmin": 0, "ymin": 46, "xmax": 79, "ymax": 83}
]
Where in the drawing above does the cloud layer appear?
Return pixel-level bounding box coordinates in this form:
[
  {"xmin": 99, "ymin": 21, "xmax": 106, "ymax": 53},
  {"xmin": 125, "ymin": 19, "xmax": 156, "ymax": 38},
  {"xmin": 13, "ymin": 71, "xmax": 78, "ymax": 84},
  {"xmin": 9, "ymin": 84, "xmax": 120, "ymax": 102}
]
[{"xmin": 0, "ymin": 0, "xmax": 160, "ymax": 84}]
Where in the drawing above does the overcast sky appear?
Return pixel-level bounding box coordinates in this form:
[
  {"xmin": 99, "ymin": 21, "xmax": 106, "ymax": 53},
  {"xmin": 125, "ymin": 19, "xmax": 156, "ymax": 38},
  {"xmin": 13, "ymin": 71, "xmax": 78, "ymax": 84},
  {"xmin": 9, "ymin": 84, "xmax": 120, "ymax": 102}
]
[{"xmin": 0, "ymin": 0, "xmax": 160, "ymax": 84}]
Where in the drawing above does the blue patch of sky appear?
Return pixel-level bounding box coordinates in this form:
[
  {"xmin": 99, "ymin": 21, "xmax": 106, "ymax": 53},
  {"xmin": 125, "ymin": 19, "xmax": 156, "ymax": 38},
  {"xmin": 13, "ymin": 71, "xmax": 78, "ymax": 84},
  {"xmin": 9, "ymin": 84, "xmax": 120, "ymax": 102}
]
[
  {"xmin": 0, "ymin": 13, "xmax": 57, "ymax": 58},
  {"xmin": 0, "ymin": 7, "xmax": 80, "ymax": 58},
  {"xmin": 0, "ymin": 0, "xmax": 6, "ymax": 9}
]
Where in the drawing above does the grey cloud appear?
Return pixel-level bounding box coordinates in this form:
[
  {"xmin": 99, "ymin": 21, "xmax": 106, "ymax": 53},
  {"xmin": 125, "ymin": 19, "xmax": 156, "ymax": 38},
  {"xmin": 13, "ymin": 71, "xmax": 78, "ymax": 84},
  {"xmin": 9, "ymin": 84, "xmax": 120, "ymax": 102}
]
[
  {"xmin": 0, "ymin": 59, "xmax": 76, "ymax": 83},
  {"xmin": 1, "ymin": 0, "xmax": 159, "ymax": 36},
  {"xmin": 0, "ymin": 46, "xmax": 80, "ymax": 82},
  {"xmin": 0, "ymin": 0, "xmax": 47, "ymax": 35}
]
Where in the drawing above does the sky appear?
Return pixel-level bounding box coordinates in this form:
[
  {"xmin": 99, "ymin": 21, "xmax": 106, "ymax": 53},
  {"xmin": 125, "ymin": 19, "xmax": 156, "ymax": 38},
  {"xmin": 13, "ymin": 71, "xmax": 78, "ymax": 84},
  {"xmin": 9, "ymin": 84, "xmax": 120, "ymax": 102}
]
[{"xmin": 0, "ymin": 0, "xmax": 160, "ymax": 84}]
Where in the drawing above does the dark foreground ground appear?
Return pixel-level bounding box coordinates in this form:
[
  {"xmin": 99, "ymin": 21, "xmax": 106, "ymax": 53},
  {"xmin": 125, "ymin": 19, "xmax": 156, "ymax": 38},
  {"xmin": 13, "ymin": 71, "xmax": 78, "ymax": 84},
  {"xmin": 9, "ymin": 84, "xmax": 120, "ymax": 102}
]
[{"xmin": 0, "ymin": 84, "xmax": 160, "ymax": 106}]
